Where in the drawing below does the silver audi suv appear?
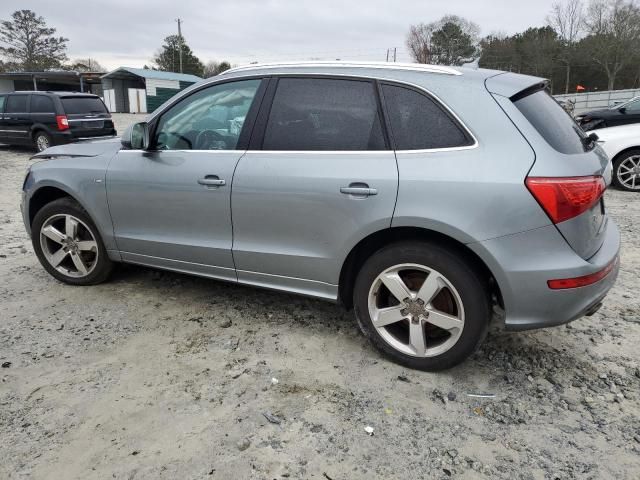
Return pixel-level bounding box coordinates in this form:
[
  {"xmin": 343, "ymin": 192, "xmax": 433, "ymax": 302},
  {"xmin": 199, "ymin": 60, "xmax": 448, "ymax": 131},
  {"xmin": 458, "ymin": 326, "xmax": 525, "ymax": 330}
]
[{"xmin": 20, "ymin": 62, "xmax": 620, "ymax": 370}]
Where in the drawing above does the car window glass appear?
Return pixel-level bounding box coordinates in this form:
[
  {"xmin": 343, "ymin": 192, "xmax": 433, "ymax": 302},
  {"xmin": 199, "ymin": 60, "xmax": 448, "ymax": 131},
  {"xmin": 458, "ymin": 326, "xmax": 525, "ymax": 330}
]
[
  {"xmin": 0, "ymin": 95, "xmax": 5, "ymax": 112},
  {"xmin": 514, "ymin": 90, "xmax": 587, "ymax": 155},
  {"xmin": 31, "ymin": 95, "xmax": 55, "ymax": 113},
  {"xmin": 154, "ymin": 79, "xmax": 261, "ymax": 150},
  {"xmin": 61, "ymin": 97, "xmax": 107, "ymax": 114},
  {"xmin": 381, "ymin": 84, "xmax": 471, "ymax": 150},
  {"xmin": 5, "ymin": 95, "xmax": 28, "ymax": 113},
  {"xmin": 624, "ymin": 99, "xmax": 640, "ymax": 113},
  {"xmin": 262, "ymin": 78, "xmax": 386, "ymax": 151}
]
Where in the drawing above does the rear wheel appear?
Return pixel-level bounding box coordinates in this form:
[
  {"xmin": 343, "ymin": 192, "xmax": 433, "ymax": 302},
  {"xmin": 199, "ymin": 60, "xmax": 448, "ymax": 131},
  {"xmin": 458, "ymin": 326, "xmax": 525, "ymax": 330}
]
[
  {"xmin": 33, "ymin": 131, "xmax": 52, "ymax": 152},
  {"xmin": 612, "ymin": 149, "xmax": 640, "ymax": 191},
  {"xmin": 31, "ymin": 198, "xmax": 113, "ymax": 285},
  {"xmin": 353, "ymin": 241, "xmax": 490, "ymax": 371}
]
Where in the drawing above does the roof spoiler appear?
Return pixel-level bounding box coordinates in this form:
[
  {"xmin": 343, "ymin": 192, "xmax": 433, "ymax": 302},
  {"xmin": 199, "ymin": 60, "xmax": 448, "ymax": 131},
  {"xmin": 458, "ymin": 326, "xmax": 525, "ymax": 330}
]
[{"xmin": 485, "ymin": 72, "xmax": 548, "ymax": 99}]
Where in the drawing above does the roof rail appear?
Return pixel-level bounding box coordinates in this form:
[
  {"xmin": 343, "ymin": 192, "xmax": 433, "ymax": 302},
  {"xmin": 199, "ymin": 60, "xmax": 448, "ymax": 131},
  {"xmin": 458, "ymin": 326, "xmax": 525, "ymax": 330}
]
[{"xmin": 220, "ymin": 61, "xmax": 462, "ymax": 76}]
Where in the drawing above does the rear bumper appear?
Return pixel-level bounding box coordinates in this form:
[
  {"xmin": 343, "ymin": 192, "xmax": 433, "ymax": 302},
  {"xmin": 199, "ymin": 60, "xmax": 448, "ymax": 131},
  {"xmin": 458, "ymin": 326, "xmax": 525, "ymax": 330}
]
[{"xmin": 469, "ymin": 218, "xmax": 620, "ymax": 331}]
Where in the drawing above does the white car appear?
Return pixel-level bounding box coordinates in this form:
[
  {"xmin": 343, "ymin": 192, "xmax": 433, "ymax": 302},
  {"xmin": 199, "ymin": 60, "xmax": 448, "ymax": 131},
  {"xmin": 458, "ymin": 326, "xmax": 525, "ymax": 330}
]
[{"xmin": 592, "ymin": 123, "xmax": 640, "ymax": 191}]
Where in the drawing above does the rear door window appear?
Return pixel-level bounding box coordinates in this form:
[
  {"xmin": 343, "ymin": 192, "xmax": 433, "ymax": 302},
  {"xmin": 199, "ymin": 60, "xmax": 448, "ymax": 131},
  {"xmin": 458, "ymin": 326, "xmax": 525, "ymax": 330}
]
[
  {"xmin": 514, "ymin": 89, "xmax": 587, "ymax": 154},
  {"xmin": 61, "ymin": 97, "xmax": 108, "ymax": 114},
  {"xmin": 381, "ymin": 84, "xmax": 473, "ymax": 150},
  {"xmin": 31, "ymin": 95, "xmax": 55, "ymax": 113},
  {"xmin": 6, "ymin": 95, "xmax": 28, "ymax": 113},
  {"xmin": 262, "ymin": 78, "xmax": 386, "ymax": 151}
]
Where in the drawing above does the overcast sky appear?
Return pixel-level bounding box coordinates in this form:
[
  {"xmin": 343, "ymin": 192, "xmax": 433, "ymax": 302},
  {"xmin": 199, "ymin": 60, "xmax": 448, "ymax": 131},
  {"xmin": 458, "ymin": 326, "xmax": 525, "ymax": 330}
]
[{"xmin": 2, "ymin": 0, "xmax": 558, "ymax": 71}]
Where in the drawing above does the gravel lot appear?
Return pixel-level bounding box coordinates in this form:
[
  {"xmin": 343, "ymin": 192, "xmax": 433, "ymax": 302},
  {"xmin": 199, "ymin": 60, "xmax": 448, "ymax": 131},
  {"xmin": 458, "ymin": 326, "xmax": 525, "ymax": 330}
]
[{"xmin": 1, "ymin": 113, "xmax": 639, "ymax": 479}]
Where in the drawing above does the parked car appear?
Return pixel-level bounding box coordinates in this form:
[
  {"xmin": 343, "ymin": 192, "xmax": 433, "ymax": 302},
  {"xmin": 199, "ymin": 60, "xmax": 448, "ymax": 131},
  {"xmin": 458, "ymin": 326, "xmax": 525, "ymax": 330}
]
[
  {"xmin": 576, "ymin": 95, "xmax": 640, "ymax": 131},
  {"xmin": 0, "ymin": 91, "xmax": 116, "ymax": 152},
  {"xmin": 20, "ymin": 62, "xmax": 620, "ymax": 370},
  {"xmin": 592, "ymin": 123, "xmax": 640, "ymax": 191}
]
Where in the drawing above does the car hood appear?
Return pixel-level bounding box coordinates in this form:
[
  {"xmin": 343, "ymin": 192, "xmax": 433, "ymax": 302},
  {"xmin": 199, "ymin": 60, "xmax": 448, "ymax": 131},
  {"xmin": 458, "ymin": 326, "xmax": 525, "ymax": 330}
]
[{"xmin": 32, "ymin": 137, "xmax": 122, "ymax": 160}]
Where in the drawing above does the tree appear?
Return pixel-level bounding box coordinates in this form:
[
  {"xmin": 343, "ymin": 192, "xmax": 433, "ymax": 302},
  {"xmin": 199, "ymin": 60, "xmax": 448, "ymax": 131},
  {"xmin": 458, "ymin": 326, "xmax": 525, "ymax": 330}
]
[
  {"xmin": 584, "ymin": 0, "xmax": 640, "ymax": 90},
  {"xmin": 152, "ymin": 34, "xmax": 204, "ymax": 77},
  {"xmin": 68, "ymin": 58, "xmax": 105, "ymax": 72},
  {"xmin": 547, "ymin": 0, "xmax": 585, "ymax": 93},
  {"xmin": 407, "ymin": 15, "xmax": 480, "ymax": 65},
  {"xmin": 431, "ymin": 22, "xmax": 477, "ymax": 65},
  {"xmin": 0, "ymin": 9, "xmax": 68, "ymax": 71},
  {"xmin": 203, "ymin": 60, "xmax": 232, "ymax": 78}
]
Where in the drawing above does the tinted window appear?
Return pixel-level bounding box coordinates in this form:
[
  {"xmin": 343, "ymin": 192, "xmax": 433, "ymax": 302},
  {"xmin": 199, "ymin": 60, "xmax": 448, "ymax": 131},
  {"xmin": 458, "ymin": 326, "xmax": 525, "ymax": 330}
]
[
  {"xmin": 61, "ymin": 97, "xmax": 107, "ymax": 114},
  {"xmin": 514, "ymin": 90, "xmax": 587, "ymax": 154},
  {"xmin": 6, "ymin": 95, "xmax": 28, "ymax": 113},
  {"xmin": 381, "ymin": 84, "xmax": 471, "ymax": 150},
  {"xmin": 0, "ymin": 95, "xmax": 5, "ymax": 112},
  {"xmin": 263, "ymin": 78, "xmax": 385, "ymax": 151},
  {"xmin": 31, "ymin": 95, "xmax": 55, "ymax": 113},
  {"xmin": 154, "ymin": 79, "xmax": 260, "ymax": 150}
]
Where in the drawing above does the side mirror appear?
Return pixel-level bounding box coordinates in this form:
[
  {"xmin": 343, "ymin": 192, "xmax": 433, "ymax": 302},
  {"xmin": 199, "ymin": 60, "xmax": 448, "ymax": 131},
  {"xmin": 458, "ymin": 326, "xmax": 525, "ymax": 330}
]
[
  {"xmin": 121, "ymin": 122, "xmax": 150, "ymax": 150},
  {"xmin": 619, "ymin": 107, "xmax": 627, "ymax": 114}
]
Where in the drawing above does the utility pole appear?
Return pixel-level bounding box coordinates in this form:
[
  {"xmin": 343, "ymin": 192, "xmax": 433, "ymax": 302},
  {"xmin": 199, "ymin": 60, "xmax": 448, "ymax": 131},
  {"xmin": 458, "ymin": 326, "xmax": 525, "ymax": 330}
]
[
  {"xmin": 386, "ymin": 48, "xmax": 389, "ymax": 62},
  {"xmin": 176, "ymin": 18, "xmax": 183, "ymax": 73},
  {"xmin": 393, "ymin": 47, "xmax": 397, "ymax": 62}
]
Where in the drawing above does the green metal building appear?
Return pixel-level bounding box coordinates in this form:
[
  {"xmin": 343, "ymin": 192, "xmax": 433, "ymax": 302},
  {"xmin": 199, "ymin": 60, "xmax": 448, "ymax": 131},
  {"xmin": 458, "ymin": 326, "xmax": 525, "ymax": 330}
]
[{"xmin": 101, "ymin": 67, "xmax": 202, "ymax": 114}]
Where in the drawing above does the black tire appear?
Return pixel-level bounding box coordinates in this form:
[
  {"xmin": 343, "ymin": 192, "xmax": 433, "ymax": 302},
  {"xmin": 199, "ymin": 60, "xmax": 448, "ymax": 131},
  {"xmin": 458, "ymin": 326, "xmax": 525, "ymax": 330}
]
[
  {"xmin": 353, "ymin": 241, "xmax": 491, "ymax": 371},
  {"xmin": 33, "ymin": 130, "xmax": 53, "ymax": 152},
  {"xmin": 611, "ymin": 149, "xmax": 640, "ymax": 192},
  {"xmin": 31, "ymin": 197, "xmax": 113, "ymax": 285}
]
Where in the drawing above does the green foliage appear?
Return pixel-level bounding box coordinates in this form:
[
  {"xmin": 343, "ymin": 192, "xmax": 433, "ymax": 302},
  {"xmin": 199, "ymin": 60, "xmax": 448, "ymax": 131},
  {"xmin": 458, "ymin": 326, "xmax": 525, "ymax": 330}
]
[
  {"xmin": 0, "ymin": 9, "xmax": 68, "ymax": 71},
  {"xmin": 431, "ymin": 22, "xmax": 477, "ymax": 66},
  {"xmin": 203, "ymin": 60, "xmax": 232, "ymax": 78},
  {"xmin": 153, "ymin": 34, "xmax": 204, "ymax": 77}
]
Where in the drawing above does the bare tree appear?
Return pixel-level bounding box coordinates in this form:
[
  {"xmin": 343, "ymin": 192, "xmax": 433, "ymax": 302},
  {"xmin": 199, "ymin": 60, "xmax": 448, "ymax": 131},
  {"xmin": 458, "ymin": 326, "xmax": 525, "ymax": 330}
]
[
  {"xmin": 406, "ymin": 15, "xmax": 480, "ymax": 64},
  {"xmin": 547, "ymin": 0, "xmax": 584, "ymax": 93},
  {"xmin": 69, "ymin": 58, "xmax": 105, "ymax": 72},
  {"xmin": 203, "ymin": 60, "xmax": 232, "ymax": 78},
  {"xmin": 584, "ymin": 0, "xmax": 640, "ymax": 90}
]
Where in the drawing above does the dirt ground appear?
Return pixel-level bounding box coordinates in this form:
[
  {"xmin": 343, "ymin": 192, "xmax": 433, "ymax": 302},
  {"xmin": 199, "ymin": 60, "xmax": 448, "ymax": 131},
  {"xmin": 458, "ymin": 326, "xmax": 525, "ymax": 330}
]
[{"xmin": 1, "ymin": 114, "xmax": 639, "ymax": 480}]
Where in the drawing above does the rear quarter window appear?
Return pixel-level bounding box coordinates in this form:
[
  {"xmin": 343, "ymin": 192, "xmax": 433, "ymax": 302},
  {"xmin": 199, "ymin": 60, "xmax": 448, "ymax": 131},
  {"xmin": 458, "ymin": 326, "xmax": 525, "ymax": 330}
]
[
  {"xmin": 514, "ymin": 90, "xmax": 587, "ymax": 155},
  {"xmin": 61, "ymin": 97, "xmax": 108, "ymax": 114}
]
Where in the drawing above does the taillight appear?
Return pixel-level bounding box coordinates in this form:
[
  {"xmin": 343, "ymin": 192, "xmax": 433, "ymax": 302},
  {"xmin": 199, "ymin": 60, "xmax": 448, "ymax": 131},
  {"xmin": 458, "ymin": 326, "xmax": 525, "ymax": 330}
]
[
  {"xmin": 56, "ymin": 115, "xmax": 69, "ymax": 131},
  {"xmin": 525, "ymin": 176, "xmax": 606, "ymax": 224}
]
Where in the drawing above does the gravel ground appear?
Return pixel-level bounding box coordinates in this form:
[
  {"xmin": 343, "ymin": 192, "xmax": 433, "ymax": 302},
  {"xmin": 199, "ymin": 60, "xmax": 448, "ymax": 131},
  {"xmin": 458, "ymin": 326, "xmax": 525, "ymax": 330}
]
[{"xmin": 1, "ymin": 114, "xmax": 639, "ymax": 479}]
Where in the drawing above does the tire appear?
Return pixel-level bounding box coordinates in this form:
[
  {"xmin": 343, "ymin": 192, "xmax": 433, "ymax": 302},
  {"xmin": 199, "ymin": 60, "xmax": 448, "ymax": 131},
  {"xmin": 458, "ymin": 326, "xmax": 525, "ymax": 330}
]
[
  {"xmin": 31, "ymin": 197, "xmax": 113, "ymax": 285},
  {"xmin": 33, "ymin": 130, "xmax": 53, "ymax": 152},
  {"xmin": 611, "ymin": 149, "xmax": 640, "ymax": 192},
  {"xmin": 353, "ymin": 241, "xmax": 490, "ymax": 371}
]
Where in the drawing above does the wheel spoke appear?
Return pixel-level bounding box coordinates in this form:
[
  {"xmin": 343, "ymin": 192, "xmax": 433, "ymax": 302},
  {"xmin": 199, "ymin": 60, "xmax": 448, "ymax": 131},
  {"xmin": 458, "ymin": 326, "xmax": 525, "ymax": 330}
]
[
  {"xmin": 417, "ymin": 273, "xmax": 442, "ymax": 304},
  {"xmin": 372, "ymin": 305, "xmax": 406, "ymax": 328},
  {"xmin": 49, "ymin": 247, "xmax": 69, "ymax": 267},
  {"xmin": 65, "ymin": 215, "xmax": 79, "ymax": 239},
  {"xmin": 425, "ymin": 310, "xmax": 463, "ymax": 331},
  {"xmin": 380, "ymin": 272, "xmax": 412, "ymax": 302},
  {"xmin": 70, "ymin": 251, "xmax": 88, "ymax": 275},
  {"xmin": 76, "ymin": 240, "xmax": 97, "ymax": 251},
  {"xmin": 42, "ymin": 225, "xmax": 66, "ymax": 244},
  {"xmin": 409, "ymin": 322, "xmax": 426, "ymax": 356}
]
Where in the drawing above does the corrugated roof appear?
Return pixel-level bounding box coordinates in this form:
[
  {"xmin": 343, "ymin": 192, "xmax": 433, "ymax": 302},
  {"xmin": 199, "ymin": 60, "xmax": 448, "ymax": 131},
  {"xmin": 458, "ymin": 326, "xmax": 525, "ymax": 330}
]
[{"xmin": 101, "ymin": 67, "xmax": 202, "ymax": 83}]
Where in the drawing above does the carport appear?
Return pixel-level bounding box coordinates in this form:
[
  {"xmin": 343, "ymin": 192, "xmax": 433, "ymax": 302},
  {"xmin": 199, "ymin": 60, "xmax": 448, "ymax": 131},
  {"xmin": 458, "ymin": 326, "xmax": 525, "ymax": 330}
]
[
  {"xmin": 0, "ymin": 71, "xmax": 104, "ymax": 95},
  {"xmin": 100, "ymin": 67, "xmax": 202, "ymax": 114}
]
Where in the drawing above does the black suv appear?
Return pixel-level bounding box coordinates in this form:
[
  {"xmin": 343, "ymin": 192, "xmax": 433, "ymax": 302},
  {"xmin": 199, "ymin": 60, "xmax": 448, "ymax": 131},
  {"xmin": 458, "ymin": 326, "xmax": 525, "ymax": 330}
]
[{"xmin": 0, "ymin": 91, "xmax": 116, "ymax": 151}]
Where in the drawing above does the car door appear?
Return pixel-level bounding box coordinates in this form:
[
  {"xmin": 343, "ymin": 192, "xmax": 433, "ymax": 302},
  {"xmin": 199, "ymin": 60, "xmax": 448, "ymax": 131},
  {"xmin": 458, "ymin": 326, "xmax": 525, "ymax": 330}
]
[
  {"xmin": 107, "ymin": 78, "xmax": 265, "ymax": 281},
  {"xmin": 3, "ymin": 94, "xmax": 31, "ymax": 145},
  {"xmin": 0, "ymin": 94, "xmax": 6, "ymax": 142},
  {"xmin": 231, "ymin": 77, "xmax": 398, "ymax": 299}
]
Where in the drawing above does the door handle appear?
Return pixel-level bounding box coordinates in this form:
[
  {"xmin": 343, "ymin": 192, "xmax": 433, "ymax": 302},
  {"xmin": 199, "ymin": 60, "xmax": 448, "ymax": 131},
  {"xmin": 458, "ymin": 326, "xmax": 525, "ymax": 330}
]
[
  {"xmin": 198, "ymin": 175, "xmax": 226, "ymax": 187},
  {"xmin": 340, "ymin": 184, "xmax": 378, "ymax": 197}
]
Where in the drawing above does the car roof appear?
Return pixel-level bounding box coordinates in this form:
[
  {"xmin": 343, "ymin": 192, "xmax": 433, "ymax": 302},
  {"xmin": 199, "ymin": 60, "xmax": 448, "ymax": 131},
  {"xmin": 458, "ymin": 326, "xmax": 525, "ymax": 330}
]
[{"xmin": 6, "ymin": 91, "xmax": 99, "ymax": 97}]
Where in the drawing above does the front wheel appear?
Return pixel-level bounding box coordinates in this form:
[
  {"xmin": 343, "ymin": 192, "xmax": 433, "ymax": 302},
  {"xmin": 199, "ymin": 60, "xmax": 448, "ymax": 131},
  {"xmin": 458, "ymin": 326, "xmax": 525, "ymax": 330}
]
[
  {"xmin": 612, "ymin": 149, "xmax": 640, "ymax": 191},
  {"xmin": 353, "ymin": 241, "xmax": 490, "ymax": 371},
  {"xmin": 31, "ymin": 198, "xmax": 113, "ymax": 285}
]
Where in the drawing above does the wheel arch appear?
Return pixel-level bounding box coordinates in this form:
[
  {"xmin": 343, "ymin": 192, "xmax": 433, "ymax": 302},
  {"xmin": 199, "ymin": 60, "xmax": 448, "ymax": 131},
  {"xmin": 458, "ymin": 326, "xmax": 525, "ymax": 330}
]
[
  {"xmin": 611, "ymin": 146, "xmax": 640, "ymax": 163},
  {"xmin": 28, "ymin": 184, "xmax": 84, "ymax": 228},
  {"xmin": 338, "ymin": 226, "xmax": 504, "ymax": 312}
]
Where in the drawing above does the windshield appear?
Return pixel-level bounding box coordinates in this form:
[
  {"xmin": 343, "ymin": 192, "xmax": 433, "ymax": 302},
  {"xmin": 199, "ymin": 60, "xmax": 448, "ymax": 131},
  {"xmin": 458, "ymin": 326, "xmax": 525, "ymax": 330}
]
[{"xmin": 61, "ymin": 96, "xmax": 108, "ymax": 114}]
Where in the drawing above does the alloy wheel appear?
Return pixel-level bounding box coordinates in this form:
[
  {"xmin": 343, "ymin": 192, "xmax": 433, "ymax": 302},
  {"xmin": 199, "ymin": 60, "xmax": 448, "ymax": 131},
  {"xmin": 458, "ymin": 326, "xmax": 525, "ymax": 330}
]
[
  {"xmin": 368, "ymin": 263, "xmax": 465, "ymax": 358},
  {"xmin": 617, "ymin": 155, "xmax": 640, "ymax": 190},
  {"xmin": 39, "ymin": 214, "xmax": 99, "ymax": 278},
  {"xmin": 36, "ymin": 134, "xmax": 50, "ymax": 152}
]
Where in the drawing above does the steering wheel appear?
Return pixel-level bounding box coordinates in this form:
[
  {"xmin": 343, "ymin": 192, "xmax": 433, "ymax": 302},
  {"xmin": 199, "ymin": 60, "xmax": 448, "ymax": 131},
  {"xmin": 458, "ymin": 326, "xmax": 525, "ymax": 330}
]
[{"xmin": 194, "ymin": 130, "xmax": 228, "ymax": 150}]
